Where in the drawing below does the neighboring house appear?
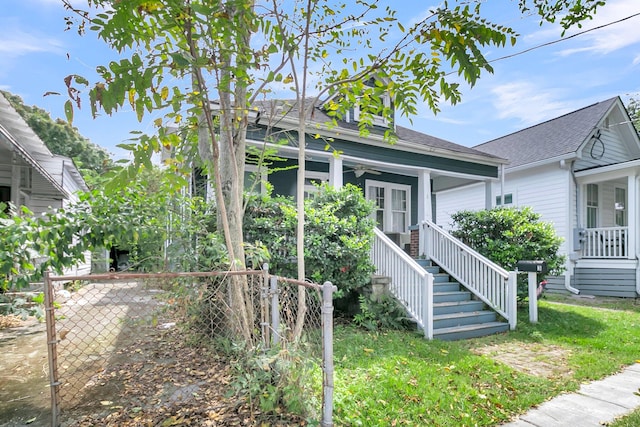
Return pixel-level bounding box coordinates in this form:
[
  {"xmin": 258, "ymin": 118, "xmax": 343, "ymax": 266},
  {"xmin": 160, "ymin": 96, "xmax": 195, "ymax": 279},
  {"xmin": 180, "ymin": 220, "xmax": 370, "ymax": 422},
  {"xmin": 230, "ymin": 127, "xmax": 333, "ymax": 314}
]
[
  {"xmin": 436, "ymin": 96, "xmax": 640, "ymax": 298},
  {"xmin": 0, "ymin": 92, "xmax": 91, "ymax": 276}
]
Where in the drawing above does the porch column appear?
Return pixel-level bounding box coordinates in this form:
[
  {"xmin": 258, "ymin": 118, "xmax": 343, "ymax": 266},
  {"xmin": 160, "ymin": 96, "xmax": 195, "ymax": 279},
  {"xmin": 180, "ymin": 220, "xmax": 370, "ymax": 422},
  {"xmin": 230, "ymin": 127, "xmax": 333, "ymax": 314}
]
[
  {"xmin": 328, "ymin": 156, "xmax": 343, "ymax": 189},
  {"xmin": 417, "ymin": 170, "xmax": 432, "ymax": 256},
  {"xmin": 11, "ymin": 152, "xmax": 20, "ymax": 209},
  {"xmin": 484, "ymin": 180, "xmax": 493, "ymax": 210},
  {"xmin": 629, "ymin": 174, "xmax": 638, "ymax": 260}
]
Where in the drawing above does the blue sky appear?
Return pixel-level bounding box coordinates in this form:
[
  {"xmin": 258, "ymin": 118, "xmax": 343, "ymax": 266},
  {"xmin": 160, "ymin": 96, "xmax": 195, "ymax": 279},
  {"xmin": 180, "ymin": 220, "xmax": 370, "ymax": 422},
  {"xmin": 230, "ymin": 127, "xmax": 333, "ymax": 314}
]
[{"xmin": 1, "ymin": 0, "xmax": 639, "ymax": 160}]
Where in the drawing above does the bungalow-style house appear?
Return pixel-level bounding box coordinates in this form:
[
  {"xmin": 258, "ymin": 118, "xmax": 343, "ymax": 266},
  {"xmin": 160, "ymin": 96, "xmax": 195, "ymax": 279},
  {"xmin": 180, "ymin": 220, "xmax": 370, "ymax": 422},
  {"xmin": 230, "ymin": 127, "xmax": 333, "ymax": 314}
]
[
  {"xmin": 241, "ymin": 96, "xmax": 525, "ymax": 340},
  {"xmin": 435, "ymin": 97, "xmax": 640, "ymax": 299},
  {"xmin": 0, "ymin": 92, "xmax": 91, "ymax": 277}
]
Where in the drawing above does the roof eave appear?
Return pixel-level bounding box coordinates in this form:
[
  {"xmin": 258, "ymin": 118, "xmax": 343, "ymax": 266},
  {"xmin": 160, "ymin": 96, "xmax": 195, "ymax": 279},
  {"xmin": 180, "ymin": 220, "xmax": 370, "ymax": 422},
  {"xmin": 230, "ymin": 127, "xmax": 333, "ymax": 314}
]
[
  {"xmin": 504, "ymin": 153, "xmax": 579, "ymax": 173},
  {"xmin": 270, "ymin": 114, "xmax": 507, "ymax": 166}
]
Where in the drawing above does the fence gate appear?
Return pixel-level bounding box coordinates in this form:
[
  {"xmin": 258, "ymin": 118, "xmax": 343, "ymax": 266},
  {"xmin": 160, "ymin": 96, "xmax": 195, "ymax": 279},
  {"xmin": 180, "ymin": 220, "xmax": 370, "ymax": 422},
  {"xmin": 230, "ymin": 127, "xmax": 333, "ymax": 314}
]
[{"xmin": 42, "ymin": 269, "xmax": 335, "ymax": 426}]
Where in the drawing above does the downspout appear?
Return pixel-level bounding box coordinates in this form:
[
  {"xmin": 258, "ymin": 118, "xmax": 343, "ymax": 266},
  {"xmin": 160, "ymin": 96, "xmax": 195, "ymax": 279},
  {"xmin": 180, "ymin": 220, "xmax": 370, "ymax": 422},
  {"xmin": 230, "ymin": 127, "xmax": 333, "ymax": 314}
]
[
  {"xmin": 635, "ymin": 176, "xmax": 640, "ymax": 297},
  {"xmin": 500, "ymin": 163, "xmax": 505, "ymax": 205},
  {"xmin": 565, "ymin": 160, "xmax": 580, "ymax": 294}
]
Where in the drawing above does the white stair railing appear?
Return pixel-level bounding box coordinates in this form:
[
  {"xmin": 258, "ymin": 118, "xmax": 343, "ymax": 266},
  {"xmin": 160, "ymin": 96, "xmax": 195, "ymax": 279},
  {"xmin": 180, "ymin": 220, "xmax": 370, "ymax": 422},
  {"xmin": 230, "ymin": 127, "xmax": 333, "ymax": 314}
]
[
  {"xmin": 422, "ymin": 220, "xmax": 517, "ymax": 330},
  {"xmin": 371, "ymin": 228, "xmax": 434, "ymax": 339}
]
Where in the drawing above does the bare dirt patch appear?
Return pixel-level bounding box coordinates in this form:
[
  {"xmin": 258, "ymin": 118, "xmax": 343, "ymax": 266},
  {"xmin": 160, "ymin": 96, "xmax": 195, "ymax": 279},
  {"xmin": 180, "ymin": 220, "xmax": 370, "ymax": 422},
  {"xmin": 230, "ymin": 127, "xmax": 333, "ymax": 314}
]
[
  {"xmin": 1, "ymin": 282, "xmax": 306, "ymax": 427},
  {"xmin": 472, "ymin": 342, "xmax": 574, "ymax": 380}
]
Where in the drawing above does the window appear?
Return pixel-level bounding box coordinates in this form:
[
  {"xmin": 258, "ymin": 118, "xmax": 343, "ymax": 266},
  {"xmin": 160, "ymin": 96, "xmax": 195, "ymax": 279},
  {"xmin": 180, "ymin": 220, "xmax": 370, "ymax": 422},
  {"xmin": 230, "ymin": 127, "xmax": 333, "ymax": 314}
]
[
  {"xmin": 0, "ymin": 186, "xmax": 10, "ymax": 213},
  {"xmin": 495, "ymin": 193, "xmax": 513, "ymax": 206},
  {"xmin": 586, "ymin": 183, "xmax": 599, "ymax": 228},
  {"xmin": 615, "ymin": 187, "xmax": 627, "ymax": 226},
  {"xmin": 244, "ymin": 165, "xmax": 267, "ymax": 195},
  {"xmin": 353, "ymin": 93, "xmax": 391, "ymax": 127},
  {"xmin": 303, "ymin": 171, "xmax": 328, "ymax": 199},
  {"xmin": 365, "ymin": 180, "xmax": 411, "ymax": 233}
]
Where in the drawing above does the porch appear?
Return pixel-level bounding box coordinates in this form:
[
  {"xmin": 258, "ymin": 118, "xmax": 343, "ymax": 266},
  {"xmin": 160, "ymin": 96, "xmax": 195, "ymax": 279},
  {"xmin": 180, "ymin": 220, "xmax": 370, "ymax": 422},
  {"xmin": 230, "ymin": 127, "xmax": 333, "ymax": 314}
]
[
  {"xmin": 582, "ymin": 226, "xmax": 628, "ymax": 259},
  {"xmin": 574, "ymin": 162, "xmax": 639, "ymax": 262}
]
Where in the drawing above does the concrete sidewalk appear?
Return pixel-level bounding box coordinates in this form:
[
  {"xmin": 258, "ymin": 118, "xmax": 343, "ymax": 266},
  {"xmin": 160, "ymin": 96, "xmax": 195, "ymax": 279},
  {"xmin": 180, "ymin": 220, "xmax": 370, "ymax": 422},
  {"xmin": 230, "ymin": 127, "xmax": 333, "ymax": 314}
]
[{"xmin": 502, "ymin": 363, "xmax": 640, "ymax": 427}]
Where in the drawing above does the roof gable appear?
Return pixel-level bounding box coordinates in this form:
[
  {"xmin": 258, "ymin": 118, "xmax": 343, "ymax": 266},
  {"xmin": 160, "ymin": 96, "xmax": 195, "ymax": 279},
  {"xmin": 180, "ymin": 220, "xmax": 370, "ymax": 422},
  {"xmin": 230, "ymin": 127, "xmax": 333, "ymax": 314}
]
[
  {"xmin": 474, "ymin": 97, "xmax": 622, "ymax": 169},
  {"xmin": 0, "ymin": 92, "xmax": 88, "ymax": 197},
  {"xmin": 251, "ymin": 98, "xmax": 504, "ymax": 164}
]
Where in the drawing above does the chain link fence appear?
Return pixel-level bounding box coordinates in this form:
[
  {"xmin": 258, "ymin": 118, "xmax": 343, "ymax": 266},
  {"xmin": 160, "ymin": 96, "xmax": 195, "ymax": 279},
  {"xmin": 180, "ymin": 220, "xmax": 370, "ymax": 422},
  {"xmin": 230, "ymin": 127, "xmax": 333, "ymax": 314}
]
[{"xmin": 43, "ymin": 268, "xmax": 335, "ymax": 426}]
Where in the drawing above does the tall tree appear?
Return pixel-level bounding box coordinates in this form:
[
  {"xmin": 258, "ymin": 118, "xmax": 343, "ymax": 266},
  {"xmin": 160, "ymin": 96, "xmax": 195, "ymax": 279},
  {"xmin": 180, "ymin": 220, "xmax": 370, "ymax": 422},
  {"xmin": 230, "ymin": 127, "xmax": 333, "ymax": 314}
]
[
  {"xmin": 627, "ymin": 97, "xmax": 640, "ymax": 134},
  {"xmin": 2, "ymin": 91, "xmax": 112, "ymax": 184},
  {"xmin": 60, "ymin": 0, "xmax": 605, "ymax": 342}
]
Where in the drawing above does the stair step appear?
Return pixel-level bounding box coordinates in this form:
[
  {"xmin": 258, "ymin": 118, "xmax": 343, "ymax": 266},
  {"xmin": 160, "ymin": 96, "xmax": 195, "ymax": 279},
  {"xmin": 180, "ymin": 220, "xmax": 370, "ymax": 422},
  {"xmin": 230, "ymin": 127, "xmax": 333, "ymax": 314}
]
[
  {"xmin": 415, "ymin": 259, "xmax": 432, "ymax": 268},
  {"xmin": 433, "ymin": 300, "xmax": 485, "ymax": 315},
  {"xmin": 433, "ymin": 273, "xmax": 452, "ymax": 283},
  {"xmin": 433, "ymin": 282, "xmax": 461, "ymax": 293},
  {"xmin": 424, "ymin": 265, "xmax": 441, "ymax": 274},
  {"xmin": 433, "ymin": 310, "xmax": 497, "ymax": 329},
  {"xmin": 434, "ymin": 322, "xmax": 510, "ymax": 341},
  {"xmin": 433, "ymin": 291, "xmax": 470, "ymax": 303}
]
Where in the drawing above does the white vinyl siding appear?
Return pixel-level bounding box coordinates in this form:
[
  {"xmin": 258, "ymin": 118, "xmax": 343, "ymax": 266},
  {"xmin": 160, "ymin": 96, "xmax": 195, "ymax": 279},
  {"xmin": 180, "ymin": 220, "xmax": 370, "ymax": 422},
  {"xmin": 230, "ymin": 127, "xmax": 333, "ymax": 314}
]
[
  {"xmin": 575, "ymin": 128, "xmax": 632, "ymax": 170},
  {"xmin": 435, "ymin": 182, "xmax": 485, "ymax": 230}
]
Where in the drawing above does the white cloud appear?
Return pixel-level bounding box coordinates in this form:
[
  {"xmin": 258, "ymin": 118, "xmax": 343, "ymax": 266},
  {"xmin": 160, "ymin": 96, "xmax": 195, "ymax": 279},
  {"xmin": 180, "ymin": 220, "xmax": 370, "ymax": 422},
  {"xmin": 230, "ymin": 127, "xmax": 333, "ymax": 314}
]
[
  {"xmin": 524, "ymin": 0, "xmax": 640, "ymax": 57},
  {"xmin": 490, "ymin": 81, "xmax": 574, "ymax": 125},
  {"xmin": 0, "ymin": 25, "xmax": 64, "ymax": 58}
]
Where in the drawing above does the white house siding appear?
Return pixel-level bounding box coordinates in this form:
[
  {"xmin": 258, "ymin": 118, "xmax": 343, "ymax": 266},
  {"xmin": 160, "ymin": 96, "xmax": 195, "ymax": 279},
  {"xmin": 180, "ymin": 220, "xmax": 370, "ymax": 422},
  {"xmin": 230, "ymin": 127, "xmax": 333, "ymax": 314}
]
[
  {"xmin": 575, "ymin": 128, "xmax": 631, "ymax": 171},
  {"xmin": 494, "ymin": 164, "xmax": 570, "ymax": 255},
  {"xmin": 0, "ymin": 163, "xmax": 11, "ymax": 186},
  {"xmin": 435, "ymin": 182, "xmax": 485, "ymax": 229},
  {"xmin": 29, "ymin": 196, "xmax": 63, "ymax": 215}
]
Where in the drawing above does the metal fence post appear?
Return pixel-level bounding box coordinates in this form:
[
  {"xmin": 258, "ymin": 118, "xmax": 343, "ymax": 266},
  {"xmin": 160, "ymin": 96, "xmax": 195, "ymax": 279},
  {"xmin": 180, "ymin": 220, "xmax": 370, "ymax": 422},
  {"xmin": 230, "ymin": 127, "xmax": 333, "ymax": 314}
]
[
  {"xmin": 321, "ymin": 281, "xmax": 336, "ymax": 427},
  {"xmin": 43, "ymin": 271, "xmax": 60, "ymax": 427},
  {"xmin": 270, "ymin": 275, "xmax": 280, "ymax": 347},
  {"xmin": 261, "ymin": 264, "xmax": 270, "ymax": 349}
]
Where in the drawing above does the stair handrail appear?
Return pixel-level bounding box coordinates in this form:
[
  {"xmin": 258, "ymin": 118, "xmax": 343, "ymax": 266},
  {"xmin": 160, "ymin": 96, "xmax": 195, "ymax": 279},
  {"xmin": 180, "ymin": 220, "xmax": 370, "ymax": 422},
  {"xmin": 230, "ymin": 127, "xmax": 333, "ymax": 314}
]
[
  {"xmin": 371, "ymin": 228, "xmax": 434, "ymax": 339},
  {"xmin": 422, "ymin": 220, "xmax": 517, "ymax": 330}
]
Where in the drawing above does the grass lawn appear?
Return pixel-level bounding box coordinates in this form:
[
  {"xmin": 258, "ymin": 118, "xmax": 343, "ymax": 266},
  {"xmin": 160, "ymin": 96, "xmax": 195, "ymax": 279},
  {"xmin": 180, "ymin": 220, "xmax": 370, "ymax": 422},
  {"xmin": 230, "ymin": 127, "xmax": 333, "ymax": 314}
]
[
  {"xmin": 609, "ymin": 407, "xmax": 640, "ymax": 427},
  {"xmin": 332, "ymin": 294, "xmax": 640, "ymax": 426}
]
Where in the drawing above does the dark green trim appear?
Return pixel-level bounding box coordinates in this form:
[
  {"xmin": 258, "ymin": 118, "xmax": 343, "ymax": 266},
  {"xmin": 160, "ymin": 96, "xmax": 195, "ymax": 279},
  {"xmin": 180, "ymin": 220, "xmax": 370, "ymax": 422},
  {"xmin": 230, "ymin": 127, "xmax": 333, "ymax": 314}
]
[{"xmin": 246, "ymin": 127, "xmax": 498, "ymax": 178}]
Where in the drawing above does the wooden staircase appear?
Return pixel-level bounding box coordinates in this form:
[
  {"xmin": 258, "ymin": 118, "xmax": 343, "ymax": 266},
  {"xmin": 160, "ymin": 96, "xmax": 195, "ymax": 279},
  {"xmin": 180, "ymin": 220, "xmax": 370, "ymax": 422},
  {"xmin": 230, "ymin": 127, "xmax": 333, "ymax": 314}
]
[{"xmin": 417, "ymin": 259, "xmax": 510, "ymax": 341}]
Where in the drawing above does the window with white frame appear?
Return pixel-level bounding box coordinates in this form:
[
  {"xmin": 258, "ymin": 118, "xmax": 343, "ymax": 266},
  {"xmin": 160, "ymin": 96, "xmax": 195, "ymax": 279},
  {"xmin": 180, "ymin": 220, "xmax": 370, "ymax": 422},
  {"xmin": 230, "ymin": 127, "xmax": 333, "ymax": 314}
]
[
  {"xmin": 353, "ymin": 93, "xmax": 391, "ymax": 127},
  {"xmin": 495, "ymin": 193, "xmax": 513, "ymax": 206},
  {"xmin": 365, "ymin": 180, "xmax": 410, "ymax": 233},
  {"xmin": 304, "ymin": 171, "xmax": 329, "ymax": 198},
  {"xmin": 586, "ymin": 183, "xmax": 599, "ymax": 228},
  {"xmin": 615, "ymin": 187, "xmax": 627, "ymax": 226}
]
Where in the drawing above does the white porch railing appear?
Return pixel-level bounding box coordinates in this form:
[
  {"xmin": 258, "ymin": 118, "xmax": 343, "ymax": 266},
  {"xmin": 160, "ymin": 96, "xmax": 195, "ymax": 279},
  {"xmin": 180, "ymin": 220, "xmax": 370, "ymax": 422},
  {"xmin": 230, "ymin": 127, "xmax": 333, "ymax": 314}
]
[
  {"xmin": 371, "ymin": 228, "xmax": 434, "ymax": 339},
  {"xmin": 422, "ymin": 220, "xmax": 517, "ymax": 330},
  {"xmin": 583, "ymin": 226, "xmax": 628, "ymax": 259}
]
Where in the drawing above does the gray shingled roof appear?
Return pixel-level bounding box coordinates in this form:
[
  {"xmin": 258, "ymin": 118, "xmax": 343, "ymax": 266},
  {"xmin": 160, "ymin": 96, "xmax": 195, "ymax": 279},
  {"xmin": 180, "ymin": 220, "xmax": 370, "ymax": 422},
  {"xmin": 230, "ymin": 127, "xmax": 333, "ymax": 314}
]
[
  {"xmin": 473, "ymin": 97, "xmax": 619, "ymax": 169},
  {"xmin": 0, "ymin": 92, "xmax": 89, "ymax": 195},
  {"xmin": 252, "ymin": 98, "xmax": 503, "ymax": 161}
]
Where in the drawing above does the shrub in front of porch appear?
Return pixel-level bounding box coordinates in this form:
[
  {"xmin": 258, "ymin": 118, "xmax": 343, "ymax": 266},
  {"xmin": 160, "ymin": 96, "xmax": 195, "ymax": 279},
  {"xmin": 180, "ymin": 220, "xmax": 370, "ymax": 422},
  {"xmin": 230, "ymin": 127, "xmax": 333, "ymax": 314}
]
[
  {"xmin": 243, "ymin": 183, "xmax": 376, "ymax": 297},
  {"xmin": 450, "ymin": 207, "xmax": 565, "ymax": 300}
]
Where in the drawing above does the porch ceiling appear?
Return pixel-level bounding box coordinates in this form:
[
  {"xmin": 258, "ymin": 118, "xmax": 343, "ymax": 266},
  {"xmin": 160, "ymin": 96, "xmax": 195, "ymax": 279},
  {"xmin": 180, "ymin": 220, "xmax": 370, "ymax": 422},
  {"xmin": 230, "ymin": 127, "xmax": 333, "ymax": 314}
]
[{"xmin": 574, "ymin": 158, "xmax": 640, "ymax": 184}]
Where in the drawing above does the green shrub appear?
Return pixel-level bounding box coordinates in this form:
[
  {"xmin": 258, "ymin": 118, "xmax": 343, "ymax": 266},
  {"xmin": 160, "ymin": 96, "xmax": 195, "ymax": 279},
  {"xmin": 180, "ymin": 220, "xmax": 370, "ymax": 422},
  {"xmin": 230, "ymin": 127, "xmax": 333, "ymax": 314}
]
[
  {"xmin": 450, "ymin": 207, "xmax": 565, "ymax": 300},
  {"xmin": 353, "ymin": 294, "xmax": 414, "ymax": 331},
  {"xmin": 244, "ymin": 183, "xmax": 376, "ymax": 297}
]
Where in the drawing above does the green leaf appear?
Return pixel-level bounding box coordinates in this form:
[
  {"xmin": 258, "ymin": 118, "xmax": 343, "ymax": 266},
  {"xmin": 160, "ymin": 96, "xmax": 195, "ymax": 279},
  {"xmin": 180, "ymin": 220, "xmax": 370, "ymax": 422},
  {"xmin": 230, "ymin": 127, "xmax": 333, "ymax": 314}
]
[{"xmin": 64, "ymin": 100, "xmax": 74, "ymax": 124}]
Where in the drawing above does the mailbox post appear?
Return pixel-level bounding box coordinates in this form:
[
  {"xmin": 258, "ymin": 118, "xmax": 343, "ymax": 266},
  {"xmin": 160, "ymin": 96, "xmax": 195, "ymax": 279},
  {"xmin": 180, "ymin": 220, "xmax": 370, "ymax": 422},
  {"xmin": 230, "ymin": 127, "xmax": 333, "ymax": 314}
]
[{"xmin": 516, "ymin": 260, "xmax": 548, "ymax": 323}]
